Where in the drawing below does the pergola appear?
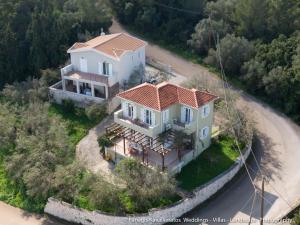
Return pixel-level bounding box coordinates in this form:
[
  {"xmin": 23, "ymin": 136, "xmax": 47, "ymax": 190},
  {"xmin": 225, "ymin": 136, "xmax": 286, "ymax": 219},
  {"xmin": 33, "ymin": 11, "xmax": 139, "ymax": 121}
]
[{"xmin": 105, "ymin": 123, "xmax": 177, "ymax": 171}]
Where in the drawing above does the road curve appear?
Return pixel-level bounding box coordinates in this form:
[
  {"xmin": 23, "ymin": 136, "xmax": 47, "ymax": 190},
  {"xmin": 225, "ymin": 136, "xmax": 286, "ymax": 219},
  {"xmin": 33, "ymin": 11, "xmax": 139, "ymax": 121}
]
[{"xmin": 110, "ymin": 20, "xmax": 300, "ymax": 224}]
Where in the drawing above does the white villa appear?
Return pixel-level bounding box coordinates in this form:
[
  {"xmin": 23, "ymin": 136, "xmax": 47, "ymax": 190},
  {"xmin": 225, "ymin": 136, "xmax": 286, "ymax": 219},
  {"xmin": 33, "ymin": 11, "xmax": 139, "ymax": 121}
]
[{"xmin": 49, "ymin": 32, "xmax": 147, "ymax": 105}]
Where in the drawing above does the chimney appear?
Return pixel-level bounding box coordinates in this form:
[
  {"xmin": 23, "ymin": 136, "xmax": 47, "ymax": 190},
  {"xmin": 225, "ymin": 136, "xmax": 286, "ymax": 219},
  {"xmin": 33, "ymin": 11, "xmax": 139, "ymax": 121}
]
[{"xmin": 100, "ymin": 28, "xmax": 105, "ymax": 36}]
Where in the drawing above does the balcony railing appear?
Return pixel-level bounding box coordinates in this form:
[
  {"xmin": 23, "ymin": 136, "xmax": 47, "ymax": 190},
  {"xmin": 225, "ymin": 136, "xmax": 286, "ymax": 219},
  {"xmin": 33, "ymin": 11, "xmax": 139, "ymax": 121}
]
[
  {"xmin": 114, "ymin": 110, "xmax": 160, "ymax": 137},
  {"xmin": 173, "ymin": 119, "xmax": 186, "ymax": 128},
  {"xmin": 172, "ymin": 118, "xmax": 197, "ymax": 133},
  {"xmin": 61, "ymin": 64, "xmax": 73, "ymax": 76}
]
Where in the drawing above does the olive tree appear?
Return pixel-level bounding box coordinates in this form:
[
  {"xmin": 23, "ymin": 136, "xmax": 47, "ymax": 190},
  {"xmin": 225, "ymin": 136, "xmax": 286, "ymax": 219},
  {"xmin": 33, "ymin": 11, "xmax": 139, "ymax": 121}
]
[
  {"xmin": 115, "ymin": 158, "xmax": 176, "ymax": 212},
  {"xmin": 205, "ymin": 34, "xmax": 255, "ymax": 75}
]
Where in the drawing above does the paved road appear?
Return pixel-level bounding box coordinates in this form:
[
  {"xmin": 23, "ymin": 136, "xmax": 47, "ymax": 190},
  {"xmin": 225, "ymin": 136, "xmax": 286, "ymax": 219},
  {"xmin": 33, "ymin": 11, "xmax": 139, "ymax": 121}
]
[
  {"xmin": 110, "ymin": 20, "xmax": 300, "ymax": 224},
  {"xmin": 0, "ymin": 201, "xmax": 62, "ymax": 225}
]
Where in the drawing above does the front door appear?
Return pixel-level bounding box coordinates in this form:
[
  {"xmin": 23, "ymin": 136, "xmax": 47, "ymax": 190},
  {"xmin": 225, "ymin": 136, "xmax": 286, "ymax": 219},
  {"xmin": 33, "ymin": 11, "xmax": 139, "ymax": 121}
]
[
  {"xmin": 162, "ymin": 109, "xmax": 169, "ymax": 124},
  {"xmin": 80, "ymin": 57, "xmax": 88, "ymax": 73}
]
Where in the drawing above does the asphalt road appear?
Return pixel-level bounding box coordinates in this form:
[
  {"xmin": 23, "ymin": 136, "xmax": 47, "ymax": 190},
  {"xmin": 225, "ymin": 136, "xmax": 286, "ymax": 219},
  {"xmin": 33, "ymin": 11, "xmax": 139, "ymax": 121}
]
[
  {"xmin": 110, "ymin": 20, "xmax": 300, "ymax": 224},
  {"xmin": 1, "ymin": 20, "xmax": 300, "ymax": 225}
]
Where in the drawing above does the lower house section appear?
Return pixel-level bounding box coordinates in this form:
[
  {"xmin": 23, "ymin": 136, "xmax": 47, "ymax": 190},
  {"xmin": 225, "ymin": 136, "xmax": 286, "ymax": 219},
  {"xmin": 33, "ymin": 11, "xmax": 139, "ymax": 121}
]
[
  {"xmin": 49, "ymin": 81, "xmax": 120, "ymax": 109},
  {"xmin": 104, "ymin": 122, "xmax": 201, "ymax": 175},
  {"xmin": 105, "ymin": 137, "xmax": 195, "ymax": 175}
]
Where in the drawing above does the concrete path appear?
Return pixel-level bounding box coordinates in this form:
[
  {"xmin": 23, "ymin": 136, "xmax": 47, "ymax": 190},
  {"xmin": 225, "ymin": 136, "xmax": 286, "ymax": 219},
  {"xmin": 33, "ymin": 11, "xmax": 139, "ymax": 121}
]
[{"xmin": 76, "ymin": 115, "xmax": 114, "ymax": 175}]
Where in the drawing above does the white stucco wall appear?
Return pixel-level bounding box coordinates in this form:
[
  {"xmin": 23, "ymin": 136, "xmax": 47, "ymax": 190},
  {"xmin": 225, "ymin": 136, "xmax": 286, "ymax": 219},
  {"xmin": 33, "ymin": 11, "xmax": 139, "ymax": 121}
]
[
  {"xmin": 70, "ymin": 46, "xmax": 145, "ymax": 86},
  {"xmin": 45, "ymin": 141, "xmax": 252, "ymax": 225}
]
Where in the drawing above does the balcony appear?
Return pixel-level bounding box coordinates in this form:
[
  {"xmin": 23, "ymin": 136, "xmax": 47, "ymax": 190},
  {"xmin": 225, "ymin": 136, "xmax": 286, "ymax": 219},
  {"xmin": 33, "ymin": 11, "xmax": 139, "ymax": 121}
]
[
  {"xmin": 61, "ymin": 64, "xmax": 109, "ymax": 85},
  {"xmin": 172, "ymin": 118, "xmax": 197, "ymax": 134},
  {"xmin": 114, "ymin": 109, "xmax": 161, "ymax": 138}
]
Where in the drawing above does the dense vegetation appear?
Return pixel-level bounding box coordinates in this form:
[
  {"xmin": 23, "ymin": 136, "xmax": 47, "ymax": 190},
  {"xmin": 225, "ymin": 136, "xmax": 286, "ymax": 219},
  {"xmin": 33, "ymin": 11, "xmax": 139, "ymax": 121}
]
[
  {"xmin": 112, "ymin": 0, "xmax": 300, "ymax": 123},
  {"xmin": 0, "ymin": 0, "xmax": 112, "ymax": 88},
  {"xmin": 0, "ymin": 76, "xmax": 105, "ymax": 212}
]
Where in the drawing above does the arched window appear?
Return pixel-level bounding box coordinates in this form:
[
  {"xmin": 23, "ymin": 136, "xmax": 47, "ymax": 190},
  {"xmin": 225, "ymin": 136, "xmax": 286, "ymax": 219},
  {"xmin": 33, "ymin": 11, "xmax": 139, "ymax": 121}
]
[{"xmin": 200, "ymin": 126, "xmax": 209, "ymax": 140}]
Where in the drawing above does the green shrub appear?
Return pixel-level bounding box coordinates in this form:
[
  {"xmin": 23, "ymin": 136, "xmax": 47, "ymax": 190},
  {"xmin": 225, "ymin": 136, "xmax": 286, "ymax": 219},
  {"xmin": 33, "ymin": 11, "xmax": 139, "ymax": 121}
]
[
  {"xmin": 97, "ymin": 135, "xmax": 113, "ymax": 155},
  {"xmin": 85, "ymin": 103, "xmax": 107, "ymax": 121},
  {"xmin": 62, "ymin": 99, "xmax": 75, "ymax": 113},
  {"xmin": 292, "ymin": 209, "xmax": 300, "ymax": 225}
]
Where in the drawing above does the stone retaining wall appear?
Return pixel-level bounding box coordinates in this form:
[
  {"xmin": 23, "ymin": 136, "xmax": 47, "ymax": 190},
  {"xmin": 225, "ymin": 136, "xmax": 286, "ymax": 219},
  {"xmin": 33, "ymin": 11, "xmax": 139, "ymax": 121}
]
[
  {"xmin": 45, "ymin": 141, "xmax": 252, "ymax": 225},
  {"xmin": 146, "ymin": 57, "xmax": 172, "ymax": 74}
]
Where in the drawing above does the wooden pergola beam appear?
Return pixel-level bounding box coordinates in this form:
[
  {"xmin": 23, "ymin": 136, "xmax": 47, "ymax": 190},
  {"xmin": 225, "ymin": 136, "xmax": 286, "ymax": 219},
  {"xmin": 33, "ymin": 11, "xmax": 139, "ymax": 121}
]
[{"xmin": 135, "ymin": 135, "xmax": 146, "ymax": 143}]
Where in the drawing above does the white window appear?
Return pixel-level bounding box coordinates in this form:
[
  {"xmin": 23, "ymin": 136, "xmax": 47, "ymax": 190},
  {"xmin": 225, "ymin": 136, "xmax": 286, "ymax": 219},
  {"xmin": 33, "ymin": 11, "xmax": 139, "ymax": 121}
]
[
  {"xmin": 141, "ymin": 108, "xmax": 155, "ymax": 126},
  {"xmin": 128, "ymin": 103, "xmax": 134, "ymax": 118},
  {"xmin": 80, "ymin": 57, "xmax": 87, "ymax": 72},
  {"xmin": 202, "ymin": 104, "xmax": 210, "ymax": 118},
  {"xmin": 200, "ymin": 126, "xmax": 209, "ymax": 140},
  {"xmin": 103, "ymin": 62, "xmax": 112, "ymax": 75},
  {"xmin": 162, "ymin": 109, "xmax": 169, "ymax": 124},
  {"xmin": 145, "ymin": 109, "xmax": 152, "ymax": 125},
  {"xmin": 181, "ymin": 106, "xmax": 193, "ymax": 123}
]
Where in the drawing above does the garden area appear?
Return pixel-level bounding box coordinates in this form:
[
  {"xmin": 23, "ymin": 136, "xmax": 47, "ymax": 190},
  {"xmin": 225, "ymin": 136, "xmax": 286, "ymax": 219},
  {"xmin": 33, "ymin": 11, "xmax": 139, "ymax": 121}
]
[
  {"xmin": 0, "ymin": 77, "xmax": 107, "ymax": 213},
  {"xmin": 176, "ymin": 135, "xmax": 245, "ymax": 191},
  {"xmin": 0, "ymin": 77, "xmax": 180, "ymax": 215}
]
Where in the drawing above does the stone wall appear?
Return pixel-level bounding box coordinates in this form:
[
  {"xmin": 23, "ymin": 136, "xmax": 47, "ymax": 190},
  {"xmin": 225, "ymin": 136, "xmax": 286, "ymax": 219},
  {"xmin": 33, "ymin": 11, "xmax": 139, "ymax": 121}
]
[
  {"xmin": 146, "ymin": 57, "xmax": 172, "ymax": 74},
  {"xmin": 45, "ymin": 141, "xmax": 252, "ymax": 225},
  {"xmin": 49, "ymin": 81, "xmax": 104, "ymax": 107}
]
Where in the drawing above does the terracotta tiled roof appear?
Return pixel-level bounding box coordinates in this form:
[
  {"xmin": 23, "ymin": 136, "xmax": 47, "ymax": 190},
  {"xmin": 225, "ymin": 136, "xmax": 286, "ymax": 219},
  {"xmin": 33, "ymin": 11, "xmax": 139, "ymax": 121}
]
[
  {"xmin": 67, "ymin": 33, "xmax": 147, "ymax": 59},
  {"xmin": 117, "ymin": 82, "xmax": 218, "ymax": 111}
]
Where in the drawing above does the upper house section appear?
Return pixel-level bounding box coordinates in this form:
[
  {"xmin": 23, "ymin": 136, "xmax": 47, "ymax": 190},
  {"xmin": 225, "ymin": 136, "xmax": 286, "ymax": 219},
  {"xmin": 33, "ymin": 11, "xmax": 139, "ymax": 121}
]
[
  {"xmin": 117, "ymin": 82, "xmax": 218, "ymax": 111},
  {"xmin": 115, "ymin": 82, "xmax": 218, "ymax": 137},
  {"xmin": 65, "ymin": 33, "xmax": 147, "ymax": 86}
]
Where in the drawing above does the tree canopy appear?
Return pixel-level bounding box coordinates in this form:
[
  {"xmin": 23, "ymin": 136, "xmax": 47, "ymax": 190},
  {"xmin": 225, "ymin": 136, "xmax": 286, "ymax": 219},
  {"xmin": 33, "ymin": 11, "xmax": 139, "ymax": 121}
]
[
  {"xmin": 114, "ymin": 0, "xmax": 300, "ymax": 123},
  {"xmin": 0, "ymin": 0, "xmax": 112, "ymax": 88}
]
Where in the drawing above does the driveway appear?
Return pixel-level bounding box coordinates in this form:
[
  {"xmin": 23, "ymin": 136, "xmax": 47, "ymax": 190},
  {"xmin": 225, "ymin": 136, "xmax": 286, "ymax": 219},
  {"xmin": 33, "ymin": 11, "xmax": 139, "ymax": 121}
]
[
  {"xmin": 76, "ymin": 115, "xmax": 114, "ymax": 175},
  {"xmin": 110, "ymin": 20, "xmax": 300, "ymax": 224}
]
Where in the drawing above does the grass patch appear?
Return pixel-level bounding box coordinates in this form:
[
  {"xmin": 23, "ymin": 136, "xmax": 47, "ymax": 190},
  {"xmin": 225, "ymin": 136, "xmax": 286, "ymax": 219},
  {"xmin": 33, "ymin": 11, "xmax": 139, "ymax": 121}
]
[
  {"xmin": 0, "ymin": 148, "xmax": 45, "ymax": 213},
  {"xmin": 48, "ymin": 103, "xmax": 104, "ymax": 145},
  {"xmin": 176, "ymin": 135, "xmax": 244, "ymax": 191}
]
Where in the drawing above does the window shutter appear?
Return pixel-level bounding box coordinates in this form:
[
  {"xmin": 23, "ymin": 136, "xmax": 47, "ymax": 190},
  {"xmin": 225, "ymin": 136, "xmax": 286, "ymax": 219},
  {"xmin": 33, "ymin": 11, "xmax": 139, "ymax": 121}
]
[
  {"xmin": 121, "ymin": 102, "xmax": 126, "ymax": 116},
  {"xmin": 206, "ymin": 105, "xmax": 210, "ymax": 116},
  {"xmin": 181, "ymin": 107, "xmax": 185, "ymax": 123},
  {"xmin": 152, "ymin": 111, "xmax": 155, "ymax": 126},
  {"xmin": 140, "ymin": 108, "xmax": 145, "ymax": 122},
  {"xmin": 109, "ymin": 63, "xmax": 113, "ymax": 75},
  {"xmin": 98, "ymin": 62, "xmax": 103, "ymax": 74},
  {"xmin": 166, "ymin": 109, "xmax": 169, "ymax": 123},
  {"xmin": 133, "ymin": 105, "xmax": 137, "ymax": 119},
  {"xmin": 189, "ymin": 109, "xmax": 193, "ymax": 123},
  {"xmin": 125, "ymin": 103, "xmax": 129, "ymax": 117},
  {"xmin": 202, "ymin": 104, "xmax": 210, "ymax": 118},
  {"xmin": 162, "ymin": 109, "xmax": 169, "ymax": 124}
]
